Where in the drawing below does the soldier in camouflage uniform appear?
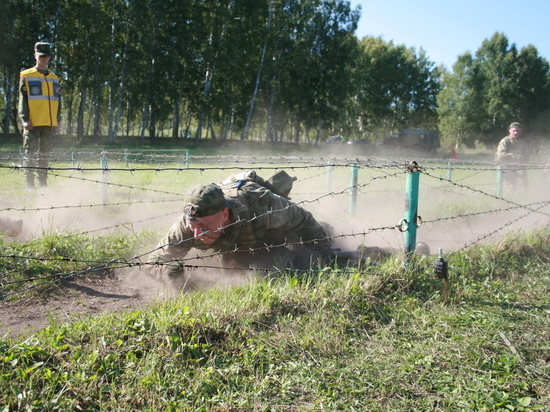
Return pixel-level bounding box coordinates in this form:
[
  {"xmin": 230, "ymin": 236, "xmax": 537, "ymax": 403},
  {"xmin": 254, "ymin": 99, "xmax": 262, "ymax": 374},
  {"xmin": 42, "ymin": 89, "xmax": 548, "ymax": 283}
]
[
  {"xmin": 148, "ymin": 171, "xmax": 332, "ymax": 290},
  {"xmin": 494, "ymin": 122, "xmax": 529, "ymax": 190}
]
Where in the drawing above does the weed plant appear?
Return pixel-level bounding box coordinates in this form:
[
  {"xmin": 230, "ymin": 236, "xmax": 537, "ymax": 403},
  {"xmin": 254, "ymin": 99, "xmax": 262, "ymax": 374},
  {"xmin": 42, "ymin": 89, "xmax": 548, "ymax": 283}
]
[{"xmin": 1, "ymin": 228, "xmax": 549, "ymax": 411}]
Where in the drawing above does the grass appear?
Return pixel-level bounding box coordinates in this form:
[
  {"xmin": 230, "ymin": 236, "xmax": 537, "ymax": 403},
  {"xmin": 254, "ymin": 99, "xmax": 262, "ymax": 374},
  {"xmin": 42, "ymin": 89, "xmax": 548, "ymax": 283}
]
[
  {"xmin": 1, "ymin": 146, "xmax": 549, "ymax": 410},
  {"xmin": 1, "ymin": 228, "xmax": 550, "ymax": 411}
]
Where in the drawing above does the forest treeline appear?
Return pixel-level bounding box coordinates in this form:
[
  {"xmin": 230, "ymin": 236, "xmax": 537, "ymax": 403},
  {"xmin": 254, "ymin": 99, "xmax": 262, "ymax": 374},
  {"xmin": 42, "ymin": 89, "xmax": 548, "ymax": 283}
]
[{"xmin": 1, "ymin": 0, "xmax": 549, "ymax": 148}]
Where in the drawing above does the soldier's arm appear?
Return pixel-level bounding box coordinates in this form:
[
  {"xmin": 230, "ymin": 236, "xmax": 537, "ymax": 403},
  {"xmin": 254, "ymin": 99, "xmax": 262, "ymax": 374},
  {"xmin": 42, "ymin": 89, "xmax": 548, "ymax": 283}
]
[
  {"xmin": 495, "ymin": 139, "xmax": 512, "ymax": 162},
  {"xmin": 18, "ymin": 75, "xmax": 30, "ymax": 124},
  {"xmin": 148, "ymin": 215, "xmax": 194, "ymax": 279}
]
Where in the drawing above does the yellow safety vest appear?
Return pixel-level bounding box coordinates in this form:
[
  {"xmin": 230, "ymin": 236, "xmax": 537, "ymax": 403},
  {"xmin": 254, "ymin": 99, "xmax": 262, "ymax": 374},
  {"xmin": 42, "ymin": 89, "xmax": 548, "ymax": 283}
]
[{"xmin": 20, "ymin": 67, "xmax": 60, "ymax": 127}]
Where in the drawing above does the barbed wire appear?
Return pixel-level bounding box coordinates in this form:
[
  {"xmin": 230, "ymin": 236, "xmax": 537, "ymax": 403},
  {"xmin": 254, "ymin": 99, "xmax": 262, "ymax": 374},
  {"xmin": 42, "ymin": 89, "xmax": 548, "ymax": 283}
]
[
  {"xmin": 422, "ymin": 171, "xmax": 550, "ymax": 218},
  {"xmin": 3, "ymin": 150, "xmax": 548, "ymax": 170},
  {"xmin": 0, "ymin": 169, "xmax": 408, "ymax": 299},
  {"xmin": 2, "ymin": 157, "xmax": 550, "ymax": 301},
  {"xmin": 422, "ymin": 200, "xmax": 550, "ymax": 225},
  {"xmin": 0, "ymin": 197, "xmax": 181, "ymax": 213},
  {"xmin": 456, "ymin": 201, "xmax": 550, "ymax": 252},
  {"xmin": 0, "ymin": 222, "xmax": 401, "ymax": 300},
  {"xmin": 46, "ymin": 169, "xmax": 188, "ymax": 196},
  {"xmin": 2, "ymin": 161, "xmax": 409, "ymax": 173},
  {"xmin": 4, "ymin": 188, "xmax": 547, "ymax": 300}
]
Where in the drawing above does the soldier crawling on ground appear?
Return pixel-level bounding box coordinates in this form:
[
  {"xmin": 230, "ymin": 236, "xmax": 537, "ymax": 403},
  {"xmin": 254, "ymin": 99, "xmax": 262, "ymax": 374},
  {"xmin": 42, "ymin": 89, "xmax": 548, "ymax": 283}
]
[{"xmin": 147, "ymin": 170, "xmax": 333, "ymax": 291}]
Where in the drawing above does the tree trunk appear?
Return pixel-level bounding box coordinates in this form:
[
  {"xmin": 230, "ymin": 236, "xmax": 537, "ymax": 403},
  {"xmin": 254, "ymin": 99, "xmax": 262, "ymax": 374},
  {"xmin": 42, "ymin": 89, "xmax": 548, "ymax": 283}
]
[
  {"xmin": 77, "ymin": 88, "xmax": 87, "ymax": 141},
  {"xmin": 242, "ymin": 1, "xmax": 273, "ymax": 141},
  {"xmin": 315, "ymin": 118, "xmax": 324, "ymax": 144},
  {"xmin": 140, "ymin": 103, "xmax": 149, "ymax": 146},
  {"xmin": 2, "ymin": 73, "xmax": 13, "ymax": 139},
  {"xmin": 110, "ymin": 25, "xmax": 130, "ymax": 143}
]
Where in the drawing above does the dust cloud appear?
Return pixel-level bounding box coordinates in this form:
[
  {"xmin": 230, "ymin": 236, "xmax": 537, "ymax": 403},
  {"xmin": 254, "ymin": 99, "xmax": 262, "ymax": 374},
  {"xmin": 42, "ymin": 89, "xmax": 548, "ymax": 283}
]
[{"xmin": 3, "ymin": 156, "xmax": 549, "ymax": 296}]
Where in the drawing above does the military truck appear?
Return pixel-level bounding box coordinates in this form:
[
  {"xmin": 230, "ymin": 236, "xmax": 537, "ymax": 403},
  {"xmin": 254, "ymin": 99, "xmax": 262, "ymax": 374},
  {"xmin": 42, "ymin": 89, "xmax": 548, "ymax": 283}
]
[{"xmin": 383, "ymin": 129, "xmax": 440, "ymax": 151}]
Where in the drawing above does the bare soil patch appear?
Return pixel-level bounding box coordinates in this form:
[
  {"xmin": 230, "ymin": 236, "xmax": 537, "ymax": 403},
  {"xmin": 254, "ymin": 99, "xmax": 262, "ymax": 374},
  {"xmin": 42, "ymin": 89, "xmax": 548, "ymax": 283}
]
[{"xmin": 0, "ymin": 270, "xmax": 169, "ymax": 339}]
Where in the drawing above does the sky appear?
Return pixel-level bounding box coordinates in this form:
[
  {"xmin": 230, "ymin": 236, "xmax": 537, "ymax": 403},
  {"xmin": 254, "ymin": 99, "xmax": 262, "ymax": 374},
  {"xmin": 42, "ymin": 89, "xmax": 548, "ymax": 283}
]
[{"xmin": 348, "ymin": 0, "xmax": 550, "ymax": 69}]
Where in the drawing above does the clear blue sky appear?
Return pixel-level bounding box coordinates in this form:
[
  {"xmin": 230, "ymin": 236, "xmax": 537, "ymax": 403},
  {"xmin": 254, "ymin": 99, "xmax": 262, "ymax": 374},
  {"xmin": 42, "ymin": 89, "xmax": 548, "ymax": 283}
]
[{"xmin": 349, "ymin": 0, "xmax": 550, "ymax": 69}]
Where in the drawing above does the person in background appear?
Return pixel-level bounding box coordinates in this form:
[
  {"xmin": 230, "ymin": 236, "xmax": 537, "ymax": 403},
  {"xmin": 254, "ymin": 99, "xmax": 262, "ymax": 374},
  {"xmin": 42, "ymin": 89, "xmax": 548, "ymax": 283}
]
[
  {"xmin": 18, "ymin": 42, "xmax": 61, "ymax": 189},
  {"xmin": 494, "ymin": 122, "xmax": 529, "ymax": 190}
]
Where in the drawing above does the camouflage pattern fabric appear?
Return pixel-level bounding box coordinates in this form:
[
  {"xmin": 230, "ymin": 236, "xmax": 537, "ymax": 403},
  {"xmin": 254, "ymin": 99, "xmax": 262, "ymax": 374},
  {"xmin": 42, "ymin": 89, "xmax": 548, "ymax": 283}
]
[
  {"xmin": 148, "ymin": 180, "xmax": 331, "ymax": 285},
  {"xmin": 494, "ymin": 135, "xmax": 529, "ymax": 163}
]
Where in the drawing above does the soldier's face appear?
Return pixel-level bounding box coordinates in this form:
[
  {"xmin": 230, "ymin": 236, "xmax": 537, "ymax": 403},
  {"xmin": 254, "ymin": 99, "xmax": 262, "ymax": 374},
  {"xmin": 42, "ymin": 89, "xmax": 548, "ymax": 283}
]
[
  {"xmin": 509, "ymin": 127, "xmax": 521, "ymax": 141},
  {"xmin": 34, "ymin": 53, "xmax": 51, "ymax": 69},
  {"xmin": 187, "ymin": 208, "xmax": 229, "ymax": 244}
]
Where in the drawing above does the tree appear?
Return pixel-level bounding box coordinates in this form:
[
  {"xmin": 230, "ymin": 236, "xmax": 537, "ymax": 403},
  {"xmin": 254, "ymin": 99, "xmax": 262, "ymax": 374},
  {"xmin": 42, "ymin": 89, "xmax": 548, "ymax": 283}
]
[
  {"xmin": 437, "ymin": 53, "xmax": 486, "ymax": 148},
  {"xmin": 353, "ymin": 37, "xmax": 440, "ymax": 141},
  {"xmin": 438, "ymin": 33, "xmax": 550, "ymax": 147}
]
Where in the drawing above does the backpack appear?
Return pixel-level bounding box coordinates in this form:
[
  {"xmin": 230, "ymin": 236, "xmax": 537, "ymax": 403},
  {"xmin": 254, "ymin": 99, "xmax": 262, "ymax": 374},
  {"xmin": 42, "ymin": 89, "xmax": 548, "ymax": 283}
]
[
  {"xmin": 218, "ymin": 170, "xmax": 297, "ymax": 247},
  {"xmin": 220, "ymin": 169, "xmax": 297, "ymax": 199}
]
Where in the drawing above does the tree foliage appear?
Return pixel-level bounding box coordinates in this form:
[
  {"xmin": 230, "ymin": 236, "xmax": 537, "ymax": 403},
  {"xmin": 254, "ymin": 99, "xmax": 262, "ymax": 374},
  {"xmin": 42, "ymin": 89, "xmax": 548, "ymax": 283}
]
[
  {"xmin": 353, "ymin": 37, "xmax": 441, "ymax": 142},
  {"xmin": 1, "ymin": 4, "xmax": 549, "ymax": 148},
  {"xmin": 438, "ymin": 33, "xmax": 550, "ymax": 148}
]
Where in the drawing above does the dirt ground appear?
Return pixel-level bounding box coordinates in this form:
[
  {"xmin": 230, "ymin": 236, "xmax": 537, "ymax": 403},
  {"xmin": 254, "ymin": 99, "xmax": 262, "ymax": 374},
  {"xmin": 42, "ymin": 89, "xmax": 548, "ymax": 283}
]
[
  {"xmin": 1, "ymin": 168, "xmax": 549, "ymax": 340},
  {"xmin": 0, "ymin": 269, "xmax": 172, "ymax": 339},
  {"xmin": 2, "ymin": 208, "xmax": 547, "ymax": 340}
]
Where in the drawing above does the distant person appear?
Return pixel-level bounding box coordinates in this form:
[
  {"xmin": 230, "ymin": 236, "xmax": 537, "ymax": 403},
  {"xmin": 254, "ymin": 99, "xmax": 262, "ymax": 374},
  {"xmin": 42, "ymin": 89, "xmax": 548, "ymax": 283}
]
[
  {"xmin": 494, "ymin": 122, "xmax": 529, "ymax": 189},
  {"xmin": 18, "ymin": 42, "xmax": 61, "ymax": 189},
  {"xmin": 147, "ymin": 170, "xmax": 333, "ymax": 290}
]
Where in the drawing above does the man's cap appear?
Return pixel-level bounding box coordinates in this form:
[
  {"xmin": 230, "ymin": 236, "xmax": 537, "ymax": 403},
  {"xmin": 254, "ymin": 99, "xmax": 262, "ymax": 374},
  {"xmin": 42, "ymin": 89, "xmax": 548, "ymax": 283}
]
[
  {"xmin": 34, "ymin": 42, "xmax": 51, "ymax": 57},
  {"xmin": 183, "ymin": 183, "xmax": 226, "ymax": 218},
  {"xmin": 509, "ymin": 122, "xmax": 522, "ymax": 129}
]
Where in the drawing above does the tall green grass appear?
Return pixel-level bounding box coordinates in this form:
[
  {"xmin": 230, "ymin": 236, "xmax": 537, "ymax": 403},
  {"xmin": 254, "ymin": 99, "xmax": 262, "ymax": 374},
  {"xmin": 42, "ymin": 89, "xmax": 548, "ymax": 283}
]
[{"xmin": 1, "ymin": 228, "xmax": 549, "ymax": 411}]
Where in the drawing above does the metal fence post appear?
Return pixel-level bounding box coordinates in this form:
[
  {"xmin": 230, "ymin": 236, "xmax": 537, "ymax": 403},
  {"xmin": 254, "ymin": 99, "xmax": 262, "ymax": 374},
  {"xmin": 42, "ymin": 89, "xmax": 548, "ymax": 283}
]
[
  {"xmin": 349, "ymin": 163, "xmax": 358, "ymax": 215},
  {"xmin": 402, "ymin": 161, "xmax": 421, "ymax": 265},
  {"xmin": 327, "ymin": 160, "xmax": 333, "ymax": 193},
  {"xmin": 100, "ymin": 152, "xmax": 109, "ymax": 204},
  {"xmin": 185, "ymin": 150, "xmax": 190, "ymax": 169},
  {"xmin": 447, "ymin": 161, "xmax": 453, "ymax": 181},
  {"xmin": 496, "ymin": 165, "xmax": 503, "ymax": 196}
]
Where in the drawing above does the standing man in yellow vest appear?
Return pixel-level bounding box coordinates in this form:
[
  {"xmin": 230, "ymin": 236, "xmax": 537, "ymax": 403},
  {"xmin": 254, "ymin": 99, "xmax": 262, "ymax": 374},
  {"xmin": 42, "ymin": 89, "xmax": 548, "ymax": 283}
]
[{"xmin": 18, "ymin": 42, "xmax": 61, "ymax": 189}]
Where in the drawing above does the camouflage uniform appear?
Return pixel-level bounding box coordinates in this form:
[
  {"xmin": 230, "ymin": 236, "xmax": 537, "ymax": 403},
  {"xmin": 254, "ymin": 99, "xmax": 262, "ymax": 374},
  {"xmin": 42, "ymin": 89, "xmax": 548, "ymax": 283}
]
[
  {"xmin": 148, "ymin": 174, "xmax": 331, "ymax": 290},
  {"xmin": 494, "ymin": 136, "xmax": 528, "ymax": 163},
  {"xmin": 494, "ymin": 122, "xmax": 529, "ymax": 189}
]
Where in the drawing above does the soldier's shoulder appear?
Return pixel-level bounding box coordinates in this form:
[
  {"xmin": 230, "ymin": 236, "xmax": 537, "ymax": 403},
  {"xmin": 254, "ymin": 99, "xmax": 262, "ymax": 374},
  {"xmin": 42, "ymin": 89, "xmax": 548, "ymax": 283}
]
[{"xmin": 20, "ymin": 67, "xmax": 38, "ymax": 76}]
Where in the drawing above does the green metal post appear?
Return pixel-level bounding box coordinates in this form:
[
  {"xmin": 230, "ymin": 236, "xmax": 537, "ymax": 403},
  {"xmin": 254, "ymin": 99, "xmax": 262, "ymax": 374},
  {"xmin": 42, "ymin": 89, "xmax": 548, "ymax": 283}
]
[
  {"xmin": 447, "ymin": 161, "xmax": 453, "ymax": 181},
  {"xmin": 327, "ymin": 160, "xmax": 333, "ymax": 192},
  {"xmin": 403, "ymin": 163, "xmax": 421, "ymax": 264},
  {"xmin": 496, "ymin": 165, "xmax": 503, "ymax": 196},
  {"xmin": 100, "ymin": 153, "xmax": 109, "ymax": 204},
  {"xmin": 185, "ymin": 150, "xmax": 190, "ymax": 169},
  {"xmin": 349, "ymin": 163, "xmax": 358, "ymax": 215}
]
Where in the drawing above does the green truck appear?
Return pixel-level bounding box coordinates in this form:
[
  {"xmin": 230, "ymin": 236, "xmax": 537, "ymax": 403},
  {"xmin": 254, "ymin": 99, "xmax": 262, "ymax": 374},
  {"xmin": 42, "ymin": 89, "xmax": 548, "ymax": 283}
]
[{"xmin": 383, "ymin": 129, "xmax": 440, "ymax": 151}]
